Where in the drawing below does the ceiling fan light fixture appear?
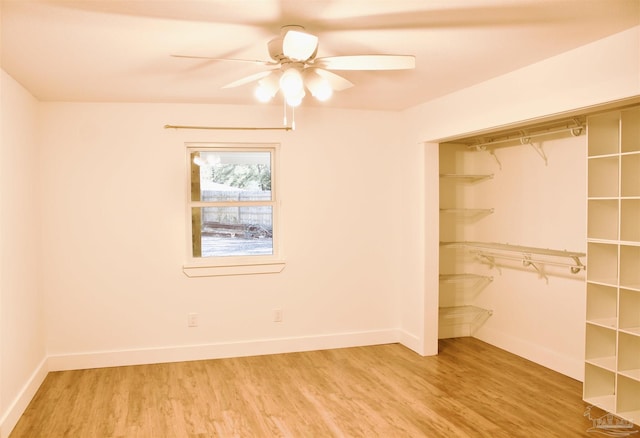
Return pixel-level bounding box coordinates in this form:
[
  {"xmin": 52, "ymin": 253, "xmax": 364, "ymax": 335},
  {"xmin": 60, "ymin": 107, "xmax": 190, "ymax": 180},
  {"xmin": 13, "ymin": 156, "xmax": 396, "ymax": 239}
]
[
  {"xmin": 279, "ymin": 68, "xmax": 304, "ymax": 98},
  {"xmin": 255, "ymin": 84, "xmax": 275, "ymax": 102},
  {"xmin": 285, "ymin": 88, "xmax": 305, "ymax": 107},
  {"xmin": 312, "ymin": 83, "xmax": 332, "ymax": 101},
  {"xmin": 254, "ymin": 72, "xmax": 280, "ymax": 102},
  {"xmin": 303, "ymin": 69, "xmax": 333, "ymax": 101}
]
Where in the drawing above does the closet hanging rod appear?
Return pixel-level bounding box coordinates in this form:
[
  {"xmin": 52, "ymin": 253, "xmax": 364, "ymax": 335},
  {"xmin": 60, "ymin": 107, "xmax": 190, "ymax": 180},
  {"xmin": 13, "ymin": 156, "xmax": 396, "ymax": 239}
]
[
  {"xmin": 470, "ymin": 251, "xmax": 586, "ymax": 271},
  {"xmin": 468, "ymin": 125, "xmax": 585, "ymax": 150},
  {"xmin": 441, "ymin": 241, "xmax": 586, "ymax": 274},
  {"xmin": 164, "ymin": 124, "xmax": 293, "ymax": 131}
]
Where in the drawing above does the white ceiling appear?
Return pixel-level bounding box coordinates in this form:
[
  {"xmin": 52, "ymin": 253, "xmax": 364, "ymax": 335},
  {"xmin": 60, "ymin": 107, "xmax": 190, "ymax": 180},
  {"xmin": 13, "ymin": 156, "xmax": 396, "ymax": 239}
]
[{"xmin": 2, "ymin": 0, "xmax": 639, "ymax": 111}]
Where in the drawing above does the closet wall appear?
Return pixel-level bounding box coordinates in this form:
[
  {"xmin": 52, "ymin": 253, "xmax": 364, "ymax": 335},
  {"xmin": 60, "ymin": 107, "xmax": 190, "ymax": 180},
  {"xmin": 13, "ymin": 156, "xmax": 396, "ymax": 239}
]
[{"xmin": 439, "ymin": 131, "xmax": 587, "ymax": 379}]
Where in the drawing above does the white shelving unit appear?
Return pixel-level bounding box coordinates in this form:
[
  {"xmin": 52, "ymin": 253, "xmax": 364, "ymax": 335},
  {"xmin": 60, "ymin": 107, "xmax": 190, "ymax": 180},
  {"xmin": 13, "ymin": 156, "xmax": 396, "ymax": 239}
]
[
  {"xmin": 438, "ymin": 149, "xmax": 494, "ymax": 338},
  {"xmin": 584, "ymin": 106, "xmax": 640, "ymax": 426}
]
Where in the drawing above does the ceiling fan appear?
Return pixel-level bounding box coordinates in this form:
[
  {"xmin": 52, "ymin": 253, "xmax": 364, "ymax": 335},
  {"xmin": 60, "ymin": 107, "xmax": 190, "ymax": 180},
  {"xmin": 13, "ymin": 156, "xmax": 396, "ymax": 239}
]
[{"xmin": 172, "ymin": 25, "xmax": 415, "ymax": 107}]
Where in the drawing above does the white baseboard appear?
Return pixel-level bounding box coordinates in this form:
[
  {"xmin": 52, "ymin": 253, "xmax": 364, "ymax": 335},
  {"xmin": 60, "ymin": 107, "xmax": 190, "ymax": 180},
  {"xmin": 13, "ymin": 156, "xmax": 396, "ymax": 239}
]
[
  {"xmin": 397, "ymin": 330, "xmax": 427, "ymax": 355},
  {"xmin": 47, "ymin": 328, "xmax": 404, "ymax": 372},
  {"xmin": 0, "ymin": 357, "xmax": 48, "ymax": 438},
  {"xmin": 474, "ymin": 327, "xmax": 584, "ymax": 381}
]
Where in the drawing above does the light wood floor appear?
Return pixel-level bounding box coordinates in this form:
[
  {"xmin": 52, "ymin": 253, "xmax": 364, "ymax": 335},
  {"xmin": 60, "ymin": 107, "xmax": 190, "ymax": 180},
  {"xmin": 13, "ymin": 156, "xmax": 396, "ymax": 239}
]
[{"xmin": 10, "ymin": 337, "xmax": 636, "ymax": 437}]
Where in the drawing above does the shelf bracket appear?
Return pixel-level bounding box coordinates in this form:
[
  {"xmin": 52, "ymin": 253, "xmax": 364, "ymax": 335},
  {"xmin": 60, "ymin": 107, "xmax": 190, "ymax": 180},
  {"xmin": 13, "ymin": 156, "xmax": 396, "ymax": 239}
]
[
  {"xmin": 521, "ymin": 136, "xmax": 548, "ymax": 166},
  {"xmin": 570, "ymin": 256, "xmax": 585, "ymax": 274},
  {"xmin": 489, "ymin": 149, "xmax": 502, "ymax": 170},
  {"xmin": 570, "ymin": 119, "xmax": 583, "ymax": 137},
  {"xmin": 522, "ymin": 255, "xmax": 549, "ymax": 284},
  {"xmin": 474, "ymin": 253, "xmax": 502, "ymax": 275},
  {"xmin": 473, "ymin": 144, "xmax": 503, "ymax": 170}
]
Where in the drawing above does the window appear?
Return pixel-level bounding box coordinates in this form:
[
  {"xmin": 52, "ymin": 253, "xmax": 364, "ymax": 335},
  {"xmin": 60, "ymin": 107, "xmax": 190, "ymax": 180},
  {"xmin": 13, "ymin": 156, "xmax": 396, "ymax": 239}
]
[{"xmin": 183, "ymin": 143, "xmax": 284, "ymax": 277}]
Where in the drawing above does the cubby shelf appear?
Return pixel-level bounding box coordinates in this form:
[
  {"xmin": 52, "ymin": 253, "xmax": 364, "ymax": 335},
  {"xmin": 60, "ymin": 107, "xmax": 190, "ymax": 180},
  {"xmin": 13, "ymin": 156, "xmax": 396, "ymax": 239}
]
[
  {"xmin": 587, "ymin": 318, "xmax": 618, "ymax": 330},
  {"xmin": 588, "ymin": 156, "xmax": 619, "ymax": 198},
  {"xmin": 620, "ymin": 289, "xmax": 640, "ymax": 333},
  {"xmin": 584, "ymin": 106, "xmax": 640, "ymax": 426},
  {"xmin": 620, "ymin": 328, "xmax": 640, "ymax": 337},
  {"xmin": 584, "ymin": 363, "xmax": 616, "ymax": 412},
  {"xmin": 585, "ymin": 397, "xmax": 617, "ymax": 415},
  {"xmin": 586, "ymin": 357, "xmax": 617, "ymax": 372},
  {"xmin": 586, "ymin": 283, "xmax": 617, "ymax": 328},
  {"xmin": 619, "ymin": 370, "xmax": 640, "ymax": 382},
  {"xmin": 617, "ymin": 376, "xmax": 640, "ymax": 425}
]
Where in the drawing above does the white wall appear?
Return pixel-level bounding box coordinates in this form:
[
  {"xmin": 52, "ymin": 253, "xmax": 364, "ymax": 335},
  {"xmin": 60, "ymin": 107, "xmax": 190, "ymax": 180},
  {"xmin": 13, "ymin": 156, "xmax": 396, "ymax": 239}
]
[
  {"xmin": 38, "ymin": 102, "xmax": 418, "ymax": 369},
  {"xmin": 402, "ymin": 26, "xmax": 640, "ymax": 378},
  {"xmin": 405, "ymin": 26, "xmax": 640, "ymax": 142},
  {"xmin": 462, "ymin": 136, "xmax": 586, "ymax": 379},
  {"xmin": 0, "ymin": 71, "xmax": 47, "ymax": 437}
]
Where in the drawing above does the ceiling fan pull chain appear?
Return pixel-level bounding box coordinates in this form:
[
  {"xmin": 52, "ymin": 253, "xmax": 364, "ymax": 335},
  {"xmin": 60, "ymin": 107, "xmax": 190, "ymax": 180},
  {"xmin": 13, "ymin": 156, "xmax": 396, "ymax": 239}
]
[
  {"xmin": 292, "ymin": 105, "xmax": 296, "ymax": 131},
  {"xmin": 283, "ymin": 100, "xmax": 288, "ymax": 126}
]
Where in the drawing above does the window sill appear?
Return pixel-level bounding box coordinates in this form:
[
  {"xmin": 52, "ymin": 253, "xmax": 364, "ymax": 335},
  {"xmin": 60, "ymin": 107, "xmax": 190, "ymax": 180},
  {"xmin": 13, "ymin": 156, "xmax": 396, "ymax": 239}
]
[{"xmin": 183, "ymin": 260, "xmax": 286, "ymax": 277}]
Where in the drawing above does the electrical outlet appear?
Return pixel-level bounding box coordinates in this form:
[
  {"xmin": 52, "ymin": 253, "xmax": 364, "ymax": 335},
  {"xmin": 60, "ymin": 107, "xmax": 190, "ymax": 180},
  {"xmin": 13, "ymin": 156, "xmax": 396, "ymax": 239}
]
[
  {"xmin": 273, "ymin": 308, "xmax": 283, "ymax": 323},
  {"xmin": 187, "ymin": 313, "xmax": 198, "ymax": 327}
]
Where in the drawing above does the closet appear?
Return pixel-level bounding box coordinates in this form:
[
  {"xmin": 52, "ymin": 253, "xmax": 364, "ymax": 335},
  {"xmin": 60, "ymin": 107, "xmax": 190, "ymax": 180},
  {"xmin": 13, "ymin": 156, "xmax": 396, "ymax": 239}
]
[
  {"xmin": 584, "ymin": 106, "xmax": 640, "ymax": 425},
  {"xmin": 438, "ymin": 103, "xmax": 640, "ymax": 426},
  {"xmin": 438, "ymin": 118, "xmax": 587, "ymax": 341}
]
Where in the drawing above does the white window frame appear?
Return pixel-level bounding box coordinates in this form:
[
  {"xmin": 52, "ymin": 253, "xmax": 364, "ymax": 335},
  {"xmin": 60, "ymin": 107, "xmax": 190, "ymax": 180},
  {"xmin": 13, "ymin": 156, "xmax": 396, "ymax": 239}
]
[{"xmin": 183, "ymin": 142, "xmax": 285, "ymax": 277}]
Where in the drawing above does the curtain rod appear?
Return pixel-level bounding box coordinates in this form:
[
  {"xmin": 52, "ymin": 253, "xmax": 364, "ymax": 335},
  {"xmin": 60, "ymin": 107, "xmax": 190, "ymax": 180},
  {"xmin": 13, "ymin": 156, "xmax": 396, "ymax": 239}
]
[{"xmin": 164, "ymin": 124, "xmax": 293, "ymax": 131}]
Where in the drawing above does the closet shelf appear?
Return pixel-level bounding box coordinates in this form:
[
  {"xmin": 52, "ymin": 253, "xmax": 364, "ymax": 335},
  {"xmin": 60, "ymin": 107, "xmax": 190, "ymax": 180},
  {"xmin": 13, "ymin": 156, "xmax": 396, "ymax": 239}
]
[
  {"xmin": 586, "ymin": 356, "xmax": 617, "ymax": 373},
  {"xmin": 620, "ymin": 327, "xmax": 640, "ymax": 336},
  {"xmin": 439, "ymin": 173, "xmax": 493, "ymax": 182},
  {"xmin": 587, "ymin": 318, "xmax": 618, "ymax": 330},
  {"xmin": 439, "ymin": 208, "xmax": 495, "ymax": 215},
  {"xmin": 619, "ymin": 369, "xmax": 640, "ymax": 382},
  {"xmin": 438, "ymin": 305, "xmax": 492, "ymax": 339},
  {"xmin": 441, "ymin": 241, "xmax": 586, "ymax": 276},
  {"xmin": 439, "ymin": 273, "xmax": 494, "ymax": 283},
  {"xmin": 584, "ymin": 395, "xmax": 616, "ymax": 414}
]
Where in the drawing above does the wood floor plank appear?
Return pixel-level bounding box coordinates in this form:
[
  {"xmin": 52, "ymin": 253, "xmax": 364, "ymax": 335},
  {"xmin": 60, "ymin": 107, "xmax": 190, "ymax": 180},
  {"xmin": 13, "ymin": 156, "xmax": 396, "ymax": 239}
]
[{"xmin": 9, "ymin": 338, "xmax": 639, "ymax": 437}]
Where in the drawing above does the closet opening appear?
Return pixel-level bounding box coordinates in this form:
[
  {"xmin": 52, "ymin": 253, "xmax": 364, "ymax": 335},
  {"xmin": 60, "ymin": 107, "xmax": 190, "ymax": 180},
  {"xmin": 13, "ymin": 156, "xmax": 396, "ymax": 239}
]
[{"xmin": 434, "ymin": 100, "xmax": 640, "ymax": 426}]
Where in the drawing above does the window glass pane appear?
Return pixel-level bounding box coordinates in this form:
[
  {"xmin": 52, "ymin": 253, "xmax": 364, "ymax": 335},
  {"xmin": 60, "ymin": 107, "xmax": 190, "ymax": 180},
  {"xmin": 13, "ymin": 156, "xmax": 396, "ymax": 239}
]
[
  {"xmin": 193, "ymin": 206, "xmax": 273, "ymax": 257},
  {"xmin": 191, "ymin": 151, "xmax": 272, "ymax": 202}
]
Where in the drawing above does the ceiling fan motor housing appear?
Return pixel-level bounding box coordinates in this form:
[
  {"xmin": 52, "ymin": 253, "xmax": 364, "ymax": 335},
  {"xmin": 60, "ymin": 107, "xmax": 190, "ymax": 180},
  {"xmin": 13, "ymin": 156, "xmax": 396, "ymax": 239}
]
[
  {"xmin": 268, "ymin": 25, "xmax": 318, "ymax": 63},
  {"xmin": 267, "ymin": 37, "xmax": 287, "ymax": 62}
]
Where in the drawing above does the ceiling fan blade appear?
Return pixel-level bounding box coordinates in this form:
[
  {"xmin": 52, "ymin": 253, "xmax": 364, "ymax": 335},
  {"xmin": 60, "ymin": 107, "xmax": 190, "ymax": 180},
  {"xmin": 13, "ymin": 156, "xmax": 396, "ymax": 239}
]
[
  {"xmin": 171, "ymin": 54, "xmax": 275, "ymax": 66},
  {"xmin": 312, "ymin": 68, "xmax": 354, "ymax": 91},
  {"xmin": 282, "ymin": 30, "xmax": 318, "ymax": 62},
  {"xmin": 314, "ymin": 55, "xmax": 415, "ymax": 71},
  {"xmin": 221, "ymin": 70, "xmax": 274, "ymax": 89}
]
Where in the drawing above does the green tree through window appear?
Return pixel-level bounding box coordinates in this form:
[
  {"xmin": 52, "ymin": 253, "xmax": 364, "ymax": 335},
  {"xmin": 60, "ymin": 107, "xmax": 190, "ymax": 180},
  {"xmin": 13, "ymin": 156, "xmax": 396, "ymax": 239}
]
[{"xmin": 210, "ymin": 163, "xmax": 271, "ymax": 191}]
